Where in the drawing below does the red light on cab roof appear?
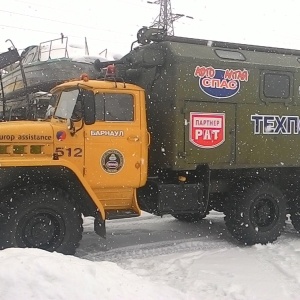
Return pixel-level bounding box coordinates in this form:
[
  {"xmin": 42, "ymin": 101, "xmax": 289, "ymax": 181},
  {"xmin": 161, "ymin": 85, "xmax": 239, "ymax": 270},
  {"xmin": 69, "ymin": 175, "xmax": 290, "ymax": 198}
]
[
  {"xmin": 106, "ymin": 64, "xmax": 116, "ymax": 76},
  {"xmin": 80, "ymin": 73, "xmax": 89, "ymax": 82}
]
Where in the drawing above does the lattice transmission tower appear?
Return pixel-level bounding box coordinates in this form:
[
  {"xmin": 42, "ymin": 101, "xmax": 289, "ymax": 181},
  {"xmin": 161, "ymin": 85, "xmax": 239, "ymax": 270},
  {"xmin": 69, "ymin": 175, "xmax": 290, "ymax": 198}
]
[{"xmin": 147, "ymin": 0, "xmax": 185, "ymax": 35}]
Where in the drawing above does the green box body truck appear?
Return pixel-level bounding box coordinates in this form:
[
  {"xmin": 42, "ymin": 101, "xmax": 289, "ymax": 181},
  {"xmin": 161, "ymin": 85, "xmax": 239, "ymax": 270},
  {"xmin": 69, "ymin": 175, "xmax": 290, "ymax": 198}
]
[{"xmin": 96, "ymin": 28, "xmax": 300, "ymax": 245}]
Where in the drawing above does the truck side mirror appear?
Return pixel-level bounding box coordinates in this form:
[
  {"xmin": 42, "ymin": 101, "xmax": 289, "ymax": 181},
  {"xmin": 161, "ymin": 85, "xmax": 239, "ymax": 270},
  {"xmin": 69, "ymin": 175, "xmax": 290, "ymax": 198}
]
[{"xmin": 83, "ymin": 90, "xmax": 96, "ymax": 125}]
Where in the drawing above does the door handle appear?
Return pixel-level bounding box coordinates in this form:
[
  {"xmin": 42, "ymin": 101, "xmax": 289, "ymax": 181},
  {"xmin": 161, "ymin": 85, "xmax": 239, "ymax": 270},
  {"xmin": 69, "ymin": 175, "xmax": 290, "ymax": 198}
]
[{"xmin": 127, "ymin": 135, "xmax": 140, "ymax": 142}]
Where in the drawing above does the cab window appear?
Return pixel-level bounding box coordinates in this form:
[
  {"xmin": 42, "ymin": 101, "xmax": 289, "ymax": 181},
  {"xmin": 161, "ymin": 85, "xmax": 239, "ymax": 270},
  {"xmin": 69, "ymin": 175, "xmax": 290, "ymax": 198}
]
[{"xmin": 95, "ymin": 93, "xmax": 134, "ymax": 121}]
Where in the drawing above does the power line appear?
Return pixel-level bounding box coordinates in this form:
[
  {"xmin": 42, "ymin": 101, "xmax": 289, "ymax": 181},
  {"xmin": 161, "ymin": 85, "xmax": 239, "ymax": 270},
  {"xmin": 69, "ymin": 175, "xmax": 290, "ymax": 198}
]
[
  {"xmin": 0, "ymin": 24, "xmax": 135, "ymax": 46},
  {"xmin": 0, "ymin": 24, "xmax": 64, "ymax": 36},
  {"xmin": 12, "ymin": 0, "xmax": 158, "ymax": 12},
  {"xmin": 3, "ymin": 1, "xmax": 160, "ymax": 39},
  {"xmin": 0, "ymin": 9, "xmax": 126, "ymax": 35},
  {"xmin": 11, "ymin": 0, "xmax": 61, "ymax": 11},
  {"xmin": 0, "ymin": 9, "xmax": 147, "ymax": 35}
]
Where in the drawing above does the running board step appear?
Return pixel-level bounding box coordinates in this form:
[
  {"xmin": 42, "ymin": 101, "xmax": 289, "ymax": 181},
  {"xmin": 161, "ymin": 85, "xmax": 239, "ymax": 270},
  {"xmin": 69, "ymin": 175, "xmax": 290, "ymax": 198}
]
[{"xmin": 105, "ymin": 209, "xmax": 140, "ymax": 220}]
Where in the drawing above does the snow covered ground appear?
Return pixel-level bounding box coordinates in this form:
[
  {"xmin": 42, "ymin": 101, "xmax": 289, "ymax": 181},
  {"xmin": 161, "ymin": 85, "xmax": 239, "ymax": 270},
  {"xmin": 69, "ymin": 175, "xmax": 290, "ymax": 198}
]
[{"xmin": 1, "ymin": 211, "xmax": 300, "ymax": 300}]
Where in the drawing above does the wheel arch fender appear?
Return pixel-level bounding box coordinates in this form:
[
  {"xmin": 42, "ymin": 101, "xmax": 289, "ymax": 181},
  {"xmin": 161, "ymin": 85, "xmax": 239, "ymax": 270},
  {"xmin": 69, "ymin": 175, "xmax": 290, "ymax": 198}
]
[{"xmin": 0, "ymin": 161, "xmax": 105, "ymax": 222}]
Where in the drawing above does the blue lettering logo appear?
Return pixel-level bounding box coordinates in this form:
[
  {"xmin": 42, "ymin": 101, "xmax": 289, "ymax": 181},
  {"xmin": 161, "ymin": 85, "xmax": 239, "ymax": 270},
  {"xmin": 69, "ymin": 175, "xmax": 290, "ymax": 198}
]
[{"xmin": 251, "ymin": 114, "xmax": 300, "ymax": 135}]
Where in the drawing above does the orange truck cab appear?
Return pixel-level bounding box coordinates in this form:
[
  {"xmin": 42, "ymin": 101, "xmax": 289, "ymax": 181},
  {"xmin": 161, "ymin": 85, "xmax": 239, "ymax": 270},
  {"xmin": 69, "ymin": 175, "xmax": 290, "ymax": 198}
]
[{"xmin": 0, "ymin": 76, "xmax": 149, "ymax": 254}]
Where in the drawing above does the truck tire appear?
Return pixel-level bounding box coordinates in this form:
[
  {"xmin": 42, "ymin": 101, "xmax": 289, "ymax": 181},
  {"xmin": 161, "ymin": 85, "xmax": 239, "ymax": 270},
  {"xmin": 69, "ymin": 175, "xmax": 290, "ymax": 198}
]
[
  {"xmin": 224, "ymin": 181, "xmax": 286, "ymax": 245},
  {"xmin": 289, "ymin": 198, "xmax": 300, "ymax": 232},
  {"xmin": 0, "ymin": 185, "xmax": 83, "ymax": 255},
  {"xmin": 172, "ymin": 210, "xmax": 209, "ymax": 222}
]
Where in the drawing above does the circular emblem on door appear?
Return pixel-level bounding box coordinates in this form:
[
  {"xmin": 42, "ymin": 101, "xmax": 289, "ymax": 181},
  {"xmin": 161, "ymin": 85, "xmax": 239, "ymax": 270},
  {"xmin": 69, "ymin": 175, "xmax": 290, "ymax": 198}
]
[{"xmin": 101, "ymin": 149, "xmax": 124, "ymax": 174}]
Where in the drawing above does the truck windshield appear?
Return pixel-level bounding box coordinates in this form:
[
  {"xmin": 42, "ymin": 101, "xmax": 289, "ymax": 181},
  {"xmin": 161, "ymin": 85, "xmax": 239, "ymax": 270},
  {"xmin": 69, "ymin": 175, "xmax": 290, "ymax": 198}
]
[{"xmin": 54, "ymin": 89, "xmax": 79, "ymax": 119}]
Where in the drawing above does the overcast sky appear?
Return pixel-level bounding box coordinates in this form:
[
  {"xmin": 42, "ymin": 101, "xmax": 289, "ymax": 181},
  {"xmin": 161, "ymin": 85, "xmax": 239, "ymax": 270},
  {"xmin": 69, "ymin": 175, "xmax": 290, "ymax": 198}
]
[{"xmin": 1, "ymin": 0, "xmax": 300, "ymax": 58}]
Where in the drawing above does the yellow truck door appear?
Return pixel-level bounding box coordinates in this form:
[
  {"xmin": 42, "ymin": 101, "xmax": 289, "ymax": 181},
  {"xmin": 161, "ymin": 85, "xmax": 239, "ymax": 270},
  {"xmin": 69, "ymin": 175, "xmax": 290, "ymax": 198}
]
[{"xmin": 84, "ymin": 91, "xmax": 143, "ymax": 189}]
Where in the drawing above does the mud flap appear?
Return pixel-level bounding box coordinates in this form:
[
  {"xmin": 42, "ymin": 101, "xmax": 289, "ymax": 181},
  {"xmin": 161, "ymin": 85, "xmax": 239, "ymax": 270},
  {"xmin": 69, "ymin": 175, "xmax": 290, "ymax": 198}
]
[
  {"xmin": 94, "ymin": 212, "xmax": 106, "ymax": 238},
  {"xmin": 157, "ymin": 183, "xmax": 207, "ymax": 215}
]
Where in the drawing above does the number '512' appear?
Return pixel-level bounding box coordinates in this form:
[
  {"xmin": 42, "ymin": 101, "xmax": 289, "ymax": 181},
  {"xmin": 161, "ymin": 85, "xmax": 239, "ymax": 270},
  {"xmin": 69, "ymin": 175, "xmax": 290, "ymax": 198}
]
[{"xmin": 55, "ymin": 147, "xmax": 83, "ymax": 157}]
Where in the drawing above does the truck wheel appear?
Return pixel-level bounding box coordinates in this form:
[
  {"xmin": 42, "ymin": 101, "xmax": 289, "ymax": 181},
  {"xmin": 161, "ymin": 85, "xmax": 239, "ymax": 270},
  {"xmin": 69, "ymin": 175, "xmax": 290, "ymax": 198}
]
[
  {"xmin": 0, "ymin": 185, "xmax": 83, "ymax": 255},
  {"xmin": 224, "ymin": 181, "xmax": 286, "ymax": 245},
  {"xmin": 172, "ymin": 210, "xmax": 209, "ymax": 222}
]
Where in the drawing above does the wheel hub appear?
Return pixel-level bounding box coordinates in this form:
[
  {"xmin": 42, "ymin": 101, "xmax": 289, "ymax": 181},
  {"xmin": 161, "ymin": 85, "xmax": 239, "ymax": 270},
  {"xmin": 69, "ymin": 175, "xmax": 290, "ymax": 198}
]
[
  {"xmin": 251, "ymin": 197, "xmax": 278, "ymax": 230},
  {"xmin": 19, "ymin": 210, "xmax": 64, "ymax": 249}
]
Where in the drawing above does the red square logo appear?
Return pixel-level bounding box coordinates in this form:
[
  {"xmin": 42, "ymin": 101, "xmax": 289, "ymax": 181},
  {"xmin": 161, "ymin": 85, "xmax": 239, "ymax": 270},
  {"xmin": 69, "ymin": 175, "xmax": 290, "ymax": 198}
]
[{"xmin": 189, "ymin": 112, "xmax": 225, "ymax": 148}]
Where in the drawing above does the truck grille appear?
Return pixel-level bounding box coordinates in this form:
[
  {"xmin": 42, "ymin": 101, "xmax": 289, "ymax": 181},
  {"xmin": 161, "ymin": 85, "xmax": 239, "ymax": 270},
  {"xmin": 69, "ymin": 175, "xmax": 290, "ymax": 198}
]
[{"xmin": 0, "ymin": 145, "xmax": 43, "ymax": 155}]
